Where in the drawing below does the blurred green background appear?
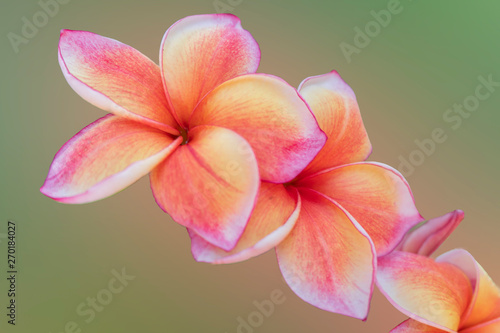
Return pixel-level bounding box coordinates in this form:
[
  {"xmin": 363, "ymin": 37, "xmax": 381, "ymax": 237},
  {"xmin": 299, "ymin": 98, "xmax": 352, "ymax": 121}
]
[{"xmin": 1, "ymin": 0, "xmax": 499, "ymax": 332}]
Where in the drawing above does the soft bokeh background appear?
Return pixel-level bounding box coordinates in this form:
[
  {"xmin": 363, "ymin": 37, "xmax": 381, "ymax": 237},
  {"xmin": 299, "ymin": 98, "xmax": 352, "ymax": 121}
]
[{"xmin": 1, "ymin": 1, "xmax": 499, "ymax": 332}]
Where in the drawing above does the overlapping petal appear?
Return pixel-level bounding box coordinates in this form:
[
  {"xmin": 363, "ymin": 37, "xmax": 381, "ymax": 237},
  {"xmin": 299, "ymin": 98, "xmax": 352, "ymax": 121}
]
[
  {"xmin": 41, "ymin": 115, "xmax": 181, "ymax": 204},
  {"xmin": 276, "ymin": 188, "xmax": 375, "ymax": 319},
  {"xmin": 58, "ymin": 30, "xmax": 179, "ymax": 134},
  {"xmin": 461, "ymin": 318, "xmax": 500, "ymax": 333},
  {"xmin": 150, "ymin": 125, "xmax": 259, "ymax": 251},
  {"xmin": 298, "ymin": 71, "xmax": 372, "ymax": 177},
  {"xmin": 189, "ymin": 183, "xmax": 299, "ymax": 264},
  {"xmin": 391, "ymin": 319, "xmax": 448, "ymax": 333},
  {"xmin": 160, "ymin": 14, "xmax": 260, "ymax": 127},
  {"xmin": 377, "ymin": 251, "xmax": 473, "ymax": 332},
  {"xmin": 397, "ymin": 210, "xmax": 464, "ymax": 257},
  {"xmin": 436, "ymin": 249, "xmax": 500, "ymax": 330},
  {"xmin": 190, "ymin": 74, "xmax": 326, "ymax": 183},
  {"xmin": 297, "ymin": 162, "xmax": 423, "ymax": 256}
]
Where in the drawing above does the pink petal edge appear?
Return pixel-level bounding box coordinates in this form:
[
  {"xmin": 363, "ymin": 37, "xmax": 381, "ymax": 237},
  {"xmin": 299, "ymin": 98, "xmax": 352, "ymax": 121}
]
[
  {"xmin": 58, "ymin": 30, "xmax": 179, "ymax": 135},
  {"xmin": 397, "ymin": 210, "xmax": 464, "ymax": 256},
  {"xmin": 188, "ymin": 186, "xmax": 301, "ymax": 264},
  {"xmin": 276, "ymin": 188, "xmax": 376, "ymax": 320}
]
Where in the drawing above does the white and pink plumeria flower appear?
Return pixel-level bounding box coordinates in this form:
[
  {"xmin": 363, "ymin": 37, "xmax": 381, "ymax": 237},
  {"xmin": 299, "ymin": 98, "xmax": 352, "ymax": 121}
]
[
  {"xmin": 190, "ymin": 70, "xmax": 424, "ymax": 319},
  {"xmin": 41, "ymin": 13, "xmax": 497, "ymax": 328},
  {"xmin": 378, "ymin": 211, "xmax": 500, "ymax": 332},
  {"xmin": 378, "ymin": 249, "xmax": 500, "ymax": 333},
  {"xmin": 40, "ymin": 14, "xmax": 326, "ymax": 251}
]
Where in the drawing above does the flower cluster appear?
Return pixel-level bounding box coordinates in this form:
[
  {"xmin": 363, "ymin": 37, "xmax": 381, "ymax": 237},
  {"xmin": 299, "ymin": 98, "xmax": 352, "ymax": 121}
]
[{"xmin": 41, "ymin": 14, "xmax": 499, "ymax": 332}]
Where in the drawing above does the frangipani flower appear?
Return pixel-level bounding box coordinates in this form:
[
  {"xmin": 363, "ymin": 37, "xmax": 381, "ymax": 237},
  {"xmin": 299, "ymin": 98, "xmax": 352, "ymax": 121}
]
[
  {"xmin": 189, "ymin": 70, "xmax": 423, "ymax": 319},
  {"xmin": 377, "ymin": 249, "xmax": 500, "ymax": 332},
  {"xmin": 40, "ymin": 14, "xmax": 326, "ymax": 251},
  {"xmin": 396, "ymin": 209, "xmax": 464, "ymax": 256}
]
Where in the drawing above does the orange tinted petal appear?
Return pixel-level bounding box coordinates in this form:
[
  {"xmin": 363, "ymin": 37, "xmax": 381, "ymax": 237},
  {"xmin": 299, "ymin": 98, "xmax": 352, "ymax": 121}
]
[
  {"xmin": 297, "ymin": 162, "xmax": 423, "ymax": 256},
  {"xmin": 160, "ymin": 14, "xmax": 260, "ymax": 127},
  {"xmin": 298, "ymin": 70, "xmax": 372, "ymax": 176},
  {"xmin": 150, "ymin": 125, "xmax": 259, "ymax": 251},
  {"xmin": 58, "ymin": 30, "xmax": 178, "ymax": 134},
  {"xmin": 189, "ymin": 183, "xmax": 299, "ymax": 264},
  {"xmin": 377, "ymin": 251, "xmax": 473, "ymax": 332},
  {"xmin": 436, "ymin": 249, "xmax": 500, "ymax": 330},
  {"xmin": 460, "ymin": 317, "xmax": 500, "ymax": 333},
  {"xmin": 191, "ymin": 74, "xmax": 326, "ymax": 183},
  {"xmin": 41, "ymin": 115, "xmax": 180, "ymax": 203},
  {"xmin": 276, "ymin": 188, "xmax": 375, "ymax": 319}
]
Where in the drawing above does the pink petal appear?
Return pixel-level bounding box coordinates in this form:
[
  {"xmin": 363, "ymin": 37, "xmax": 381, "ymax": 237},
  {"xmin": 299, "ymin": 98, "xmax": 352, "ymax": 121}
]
[
  {"xmin": 297, "ymin": 70, "xmax": 372, "ymax": 177},
  {"xmin": 377, "ymin": 251, "xmax": 473, "ymax": 332},
  {"xmin": 40, "ymin": 115, "xmax": 181, "ymax": 203},
  {"xmin": 276, "ymin": 188, "xmax": 376, "ymax": 319},
  {"xmin": 190, "ymin": 74, "xmax": 327, "ymax": 183},
  {"xmin": 297, "ymin": 162, "xmax": 423, "ymax": 256},
  {"xmin": 436, "ymin": 249, "xmax": 500, "ymax": 330},
  {"xmin": 189, "ymin": 183, "xmax": 299, "ymax": 264},
  {"xmin": 160, "ymin": 14, "xmax": 260, "ymax": 127},
  {"xmin": 397, "ymin": 210, "xmax": 465, "ymax": 257},
  {"xmin": 150, "ymin": 125, "xmax": 260, "ymax": 251},
  {"xmin": 58, "ymin": 30, "xmax": 179, "ymax": 134},
  {"xmin": 391, "ymin": 319, "xmax": 448, "ymax": 333}
]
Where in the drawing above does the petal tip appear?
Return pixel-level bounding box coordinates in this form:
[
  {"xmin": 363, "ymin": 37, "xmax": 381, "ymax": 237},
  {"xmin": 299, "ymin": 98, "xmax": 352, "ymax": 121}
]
[
  {"xmin": 299, "ymin": 70, "xmax": 357, "ymax": 101},
  {"xmin": 59, "ymin": 29, "xmax": 87, "ymax": 41},
  {"xmin": 39, "ymin": 182, "xmax": 64, "ymax": 202},
  {"xmin": 39, "ymin": 184, "xmax": 50, "ymax": 197},
  {"xmin": 454, "ymin": 209, "xmax": 465, "ymax": 219}
]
